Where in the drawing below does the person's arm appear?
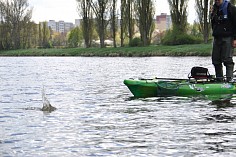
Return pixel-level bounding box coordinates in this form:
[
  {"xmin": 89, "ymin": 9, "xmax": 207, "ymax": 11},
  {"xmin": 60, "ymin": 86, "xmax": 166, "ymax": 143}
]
[
  {"xmin": 210, "ymin": 4, "xmax": 218, "ymax": 29},
  {"xmin": 231, "ymin": 5, "xmax": 236, "ymax": 47},
  {"xmin": 210, "ymin": 5, "xmax": 215, "ymax": 29}
]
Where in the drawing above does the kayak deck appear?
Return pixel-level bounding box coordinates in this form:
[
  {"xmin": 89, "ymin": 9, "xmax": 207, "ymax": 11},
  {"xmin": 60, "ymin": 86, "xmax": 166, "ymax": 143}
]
[{"xmin": 124, "ymin": 78, "xmax": 236, "ymax": 98}]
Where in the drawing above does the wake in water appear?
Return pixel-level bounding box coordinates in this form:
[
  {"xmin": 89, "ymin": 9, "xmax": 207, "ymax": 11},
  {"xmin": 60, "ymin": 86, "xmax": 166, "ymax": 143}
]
[{"xmin": 41, "ymin": 87, "xmax": 57, "ymax": 112}]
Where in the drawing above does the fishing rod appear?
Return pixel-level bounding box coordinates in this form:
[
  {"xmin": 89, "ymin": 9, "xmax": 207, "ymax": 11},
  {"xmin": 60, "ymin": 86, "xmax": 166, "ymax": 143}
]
[
  {"xmin": 139, "ymin": 77, "xmax": 188, "ymax": 81},
  {"xmin": 138, "ymin": 69, "xmax": 236, "ymax": 82}
]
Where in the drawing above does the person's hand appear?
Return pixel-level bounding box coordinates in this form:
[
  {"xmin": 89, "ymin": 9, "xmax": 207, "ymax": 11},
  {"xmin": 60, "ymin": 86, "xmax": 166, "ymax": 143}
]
[
  {"xmin": 210, "ymin": 5, "xmax": 213, "ymax": 13},
  {"xmin": 233, "ymin": 40, "xmax": 236, "ymax": 48}
]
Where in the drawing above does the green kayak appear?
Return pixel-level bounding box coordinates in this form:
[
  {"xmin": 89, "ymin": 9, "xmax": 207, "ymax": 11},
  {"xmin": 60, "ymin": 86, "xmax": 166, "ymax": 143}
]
[{"xmin": 124, "ymin": 78, "xmax": 236, "ymax": 98}]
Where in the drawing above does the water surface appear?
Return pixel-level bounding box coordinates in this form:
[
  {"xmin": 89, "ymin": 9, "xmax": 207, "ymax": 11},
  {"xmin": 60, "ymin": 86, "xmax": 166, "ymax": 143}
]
[{"xmin": 1, "ymin": 57, "xmax": 236, "ymax": 156}]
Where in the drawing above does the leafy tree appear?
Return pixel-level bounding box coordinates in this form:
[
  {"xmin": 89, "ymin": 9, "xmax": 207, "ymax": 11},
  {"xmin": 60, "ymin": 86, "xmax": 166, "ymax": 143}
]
[
  {"xmin": 0, "ymin": 23, "xmax": 12, "ymax": 50},
  {"xmin": 42, "ymin": 22, "xmax": 51, "ymax": 48},
  {"xmin": 190, "ymin": 21, "xmax": 202, "ymax": 38},
  {"xmin": 21, "ymin": 21, "xmax": 38, "ymax": 48},
  {"xmin": 38, "ymin": 22, "xmax": 51, "ymax": 48},
  {"xmin": 163, "ymin": 0, "xmax": 192, "ymax": 45},
  {"xmin": 0, "ymin": 0, "xmax": 32, "ymax": 49},
  {"xmin": 51, "ymin": 32, "xmax": 67, "ymax": 47},
  {"xmin": 38, "ymin": 23, "xmax": 42, "ymax": 47},
  {"xmin": 67, "ymin": 26, "xmax": 83, "ymax": 47},
  {"xmin": 31, "ymin": 22, "xmax": 39, "ymax": 48}
]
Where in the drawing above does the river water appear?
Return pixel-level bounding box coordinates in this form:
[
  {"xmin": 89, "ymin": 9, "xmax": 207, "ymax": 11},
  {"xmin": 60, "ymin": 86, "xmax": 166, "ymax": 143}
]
[{"xmin": 1, "ymin": 57, "xmax": 236, "ymax": 156}]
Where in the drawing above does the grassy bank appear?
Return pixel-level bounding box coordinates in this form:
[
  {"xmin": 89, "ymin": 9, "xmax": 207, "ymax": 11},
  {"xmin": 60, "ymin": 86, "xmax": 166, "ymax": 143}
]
[{"xmin": 0, "ymin": 44, "xmax": 215, "ymax": 57}]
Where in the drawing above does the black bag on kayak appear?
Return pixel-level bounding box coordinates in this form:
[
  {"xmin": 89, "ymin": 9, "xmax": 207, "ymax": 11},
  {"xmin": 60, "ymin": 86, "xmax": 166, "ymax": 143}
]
[{"xmin": 188, "ymin": 66, "xmax": 211, "ymax": 79}]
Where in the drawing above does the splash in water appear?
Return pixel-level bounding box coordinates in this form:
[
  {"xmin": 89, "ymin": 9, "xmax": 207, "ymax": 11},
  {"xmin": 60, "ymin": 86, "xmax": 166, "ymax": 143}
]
[{"xmin": 41, "ymin": 87, "xmax": 57, "ymax": 112}]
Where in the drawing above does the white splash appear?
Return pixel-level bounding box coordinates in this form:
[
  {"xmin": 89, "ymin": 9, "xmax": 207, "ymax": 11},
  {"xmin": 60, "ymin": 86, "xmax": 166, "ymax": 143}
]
[{"xmin": 41, "ymin": 87, "xmax": 56, "ymax": 112}]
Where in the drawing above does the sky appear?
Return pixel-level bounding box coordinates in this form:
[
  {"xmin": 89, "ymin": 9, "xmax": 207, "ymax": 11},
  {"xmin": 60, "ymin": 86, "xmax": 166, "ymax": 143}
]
[{"xmin": 29, "ymin": 0, "xmax": 196, "ymax": 24}]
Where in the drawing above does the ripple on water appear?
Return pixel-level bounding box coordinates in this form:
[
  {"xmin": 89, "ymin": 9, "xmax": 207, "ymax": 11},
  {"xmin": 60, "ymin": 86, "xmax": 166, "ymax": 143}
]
[{"xmin": 1, "ymin": 57, "xmax": 236, "ymax": 156}]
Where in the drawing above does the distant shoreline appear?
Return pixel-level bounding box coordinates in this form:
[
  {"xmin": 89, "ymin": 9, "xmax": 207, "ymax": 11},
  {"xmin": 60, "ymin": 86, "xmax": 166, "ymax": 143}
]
[{"xmin": 0, "ymin": 44, "xmax": 222, "ymax": 57}]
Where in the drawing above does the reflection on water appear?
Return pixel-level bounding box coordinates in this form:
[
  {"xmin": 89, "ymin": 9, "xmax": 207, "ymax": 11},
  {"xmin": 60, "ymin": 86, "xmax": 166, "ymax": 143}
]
[
  {"xmin": 1, "ymin": 57, "xmax": 236, "ymax": 156},
  {"xmin": 203, "ymin": 96, "xmax": 236, "ymax": 154},
  {"xmin": 210, "ymin": 99, "xmax": 235, "ymax": 109},
  {"xmin": 206, "ymin": 113, "xmax": 236, "ymax": 123}
]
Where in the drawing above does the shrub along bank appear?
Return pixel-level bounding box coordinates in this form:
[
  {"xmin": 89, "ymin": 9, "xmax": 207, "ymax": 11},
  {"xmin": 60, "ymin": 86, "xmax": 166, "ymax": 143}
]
[{"xmin": 0, "ymin": 44, "xmax": 221, "ymax": 57}]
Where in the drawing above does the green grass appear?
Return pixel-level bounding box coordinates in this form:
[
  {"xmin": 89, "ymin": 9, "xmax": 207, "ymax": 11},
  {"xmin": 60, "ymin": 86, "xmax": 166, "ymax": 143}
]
[{"xmin": 0, "ymin": 44, "xmax": 216, "ymax": 57}]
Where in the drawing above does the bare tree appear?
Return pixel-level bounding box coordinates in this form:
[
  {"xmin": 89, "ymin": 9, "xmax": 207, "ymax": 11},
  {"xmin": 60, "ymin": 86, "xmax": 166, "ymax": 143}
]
[
  {"xmin": 0, "ymin": 3, "xmax": 11, "ymax": 50},
  {"xmin": 196, "ymin": 0, "xmax": 210, "ymax": 43},
  {"xmin": 120, "ymin": 0, "xmax": 127, "ymax": 47},
  {"xmin": 120, "ymin": 0, "xmax": 135, "ymax": 46},
  {"xmin": 196, "ymin": 0, "xmax": 216, "ymax": 43},
  {"xmin": 127, "ymin": 0, "xmax": 135, "ymax": 45},
  {"xmin": 110, "ymin": 0, "xmax": 117, "ymax": 48},
  {"xmin": 230, "ymin": 0, "xmax": 236, "ymax": 5},
  {"xmin": 90, "ymin": 0, "xmax": 111, "ymax": 48},
  {"xmin": 168, "ymin": 0, "xmax": 188, "ymax": 33},
  {"xmin": 76, "ymin": 0, "xmax": 93, "ymax": 48},
  {"xmin": 135, "ymin": 0, "xmax": 155, "ymax": 46}
]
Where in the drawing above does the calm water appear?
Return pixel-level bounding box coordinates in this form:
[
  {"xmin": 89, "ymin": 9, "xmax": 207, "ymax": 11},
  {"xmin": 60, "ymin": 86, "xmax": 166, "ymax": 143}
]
[{"xmin": 1, "ymin": 57, "xmax": 236, "ymax": 156}]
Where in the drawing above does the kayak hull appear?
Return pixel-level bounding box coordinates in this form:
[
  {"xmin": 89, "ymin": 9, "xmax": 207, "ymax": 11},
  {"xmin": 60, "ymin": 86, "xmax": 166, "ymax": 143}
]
[{"xmin": 124, "ymin": 79, "xmax": 236, "ymax": 98}]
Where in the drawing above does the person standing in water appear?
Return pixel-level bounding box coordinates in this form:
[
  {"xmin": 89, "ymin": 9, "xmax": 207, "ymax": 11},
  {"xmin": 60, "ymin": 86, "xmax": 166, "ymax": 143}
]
[{"xmin": 211, "ymin": 0, "xmax": 236, "ymax": 82}]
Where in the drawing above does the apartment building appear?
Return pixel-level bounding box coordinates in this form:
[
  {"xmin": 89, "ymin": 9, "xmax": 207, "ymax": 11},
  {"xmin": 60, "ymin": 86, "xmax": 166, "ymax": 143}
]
[
  {"xmin": 48, "ymin": 20, "xmax": 74, "ymax": 33},
  {"xmin": 47, "ymin": 13, "xmax": 171, "ymax": 34},
  {"xmin": 48, "ymin": 20, "xmax": 57, "ymax": 32},
  {"xmin": 156, "ymin": 13, "xmax": 172, "ymax": 32},
  {"xmin": 75, "ymin": 19, "xmax": 81, "ymax": 27}
]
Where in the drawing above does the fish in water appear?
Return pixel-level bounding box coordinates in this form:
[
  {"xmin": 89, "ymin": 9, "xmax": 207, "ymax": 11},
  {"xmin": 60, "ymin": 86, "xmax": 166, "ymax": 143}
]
[
  {"xmin": 41, "ymin": 101, "xmax": 57, "ymax": 112},
  {"xmin": 41, "ymin": 87, "xmax": 57, "ymax": 112},
  {"xmin": 23, "ymin": 88, "xmax": 57, "ymax": 112}
]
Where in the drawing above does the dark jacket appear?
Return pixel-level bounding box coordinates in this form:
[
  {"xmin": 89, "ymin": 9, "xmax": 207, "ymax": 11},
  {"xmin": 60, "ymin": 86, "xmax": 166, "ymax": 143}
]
[{"xmin": 211, "ymin": 2, "xmax": 236, "ymax": 39}]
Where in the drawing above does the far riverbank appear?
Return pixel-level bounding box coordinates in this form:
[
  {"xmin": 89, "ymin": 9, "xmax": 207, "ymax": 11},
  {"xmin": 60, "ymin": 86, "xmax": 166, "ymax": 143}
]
[{"xmin": 0, "ymin": 44, "xmax": 229, "ymax": 57}]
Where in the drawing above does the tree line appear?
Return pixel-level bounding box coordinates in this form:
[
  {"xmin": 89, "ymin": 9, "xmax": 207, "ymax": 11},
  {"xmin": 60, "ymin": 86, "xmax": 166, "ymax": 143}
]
[
  {"xmin": 0, "ymin": 0, "xmax": 235, "ymax": 51},
  {"xmin": 76, "ymin": 0, "xmax": 155, "ymax": 48},
  {"xmin": 0, "ymin": 0, "xmax": 59, "ymax": 50},
  {"xmin": 0, "ymin": 0, "xmax": 67, "ymax": 50}
]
